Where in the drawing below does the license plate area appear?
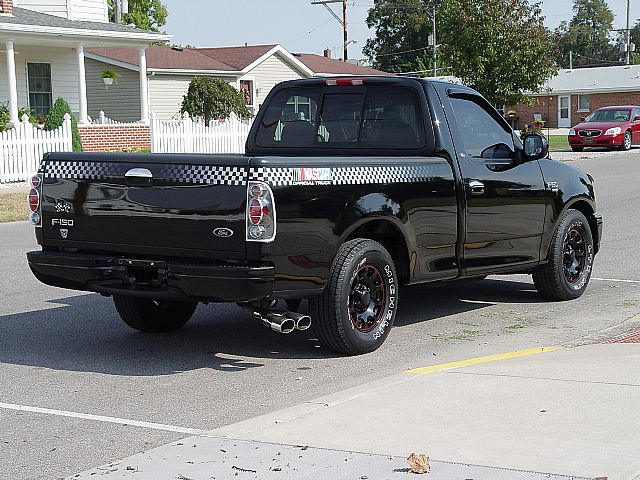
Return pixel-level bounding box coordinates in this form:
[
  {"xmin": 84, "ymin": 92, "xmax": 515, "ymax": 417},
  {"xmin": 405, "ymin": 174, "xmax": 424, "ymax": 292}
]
[
  {"xmin": 117, "ymin": 259, "xmax": 167, "ymax": 286},
  {"xmin": 584, "ymin": 137, "xmax": 594, "ymax": 144}
]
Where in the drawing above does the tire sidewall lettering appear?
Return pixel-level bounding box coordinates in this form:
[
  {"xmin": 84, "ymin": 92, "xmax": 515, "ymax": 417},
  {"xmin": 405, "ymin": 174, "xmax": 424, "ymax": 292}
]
[{"xmin": 563, "ymin": 218, "xmax": 594, "ymax": 292}]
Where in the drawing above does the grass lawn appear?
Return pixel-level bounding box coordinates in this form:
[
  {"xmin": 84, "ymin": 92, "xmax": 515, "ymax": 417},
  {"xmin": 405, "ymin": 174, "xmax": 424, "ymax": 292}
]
[
  {"xmin": 0, "ymin": 192, "xmax": 29, "ymax": 222},
  {"xmin": 547, "ymin": 134, "xmax": 570, "ymax": 151}
]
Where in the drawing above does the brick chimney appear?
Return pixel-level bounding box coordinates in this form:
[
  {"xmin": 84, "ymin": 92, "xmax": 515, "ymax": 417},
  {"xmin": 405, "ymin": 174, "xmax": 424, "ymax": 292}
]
[
  {"xmin": 0, "ymin": 0, "xmax": 13, "ymax": 14},
  {"xmin": 323, "ymin": 48, "xmax": 332, "ymax": 59}
]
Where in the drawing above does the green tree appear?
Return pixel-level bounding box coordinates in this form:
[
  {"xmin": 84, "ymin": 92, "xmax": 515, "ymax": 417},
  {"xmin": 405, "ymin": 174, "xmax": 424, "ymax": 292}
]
[
  {"xmin": 180, "ymin": 77, "xmax": 252, "ymax": 126},
  {"xmin": 555, "ymin": 0, "xmax": 617, "ymax": 68},
  {"xmin": 364, "ymin": 0, "xmax": 441, "ymax": 74},
  {"xmin": 438, "ymin": 0, "xmax": 557, "ymax": 106},
  {"xmin": 108, "ymin": 0, "xmax": 168, "ymax": 32}
]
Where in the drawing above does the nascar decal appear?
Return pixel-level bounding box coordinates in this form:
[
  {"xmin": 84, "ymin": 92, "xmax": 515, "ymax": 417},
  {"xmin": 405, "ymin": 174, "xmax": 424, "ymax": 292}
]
[{"xmin": 292, "ymin": 167, "xmax": 333, "ymax": 185}]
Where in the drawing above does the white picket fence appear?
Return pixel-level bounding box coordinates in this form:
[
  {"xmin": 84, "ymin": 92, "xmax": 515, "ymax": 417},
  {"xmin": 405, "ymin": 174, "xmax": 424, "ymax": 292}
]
[
  {"xmin": 151, "ymin": 113, "xmax": 253, "ymax": 154},
  {"xmin": 91, "ymin": 110, "xmax": 127, "ymax": 125},
  {"xmin": 0, "ymin": 114, "xmax": 73, "ymax": 183}
]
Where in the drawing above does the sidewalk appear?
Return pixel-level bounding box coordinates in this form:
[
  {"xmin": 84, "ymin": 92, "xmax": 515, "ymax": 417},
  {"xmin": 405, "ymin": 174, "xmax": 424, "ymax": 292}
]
[{"xmin": 72, "ymin": 342, "xmax": 640, "ymax": 480}]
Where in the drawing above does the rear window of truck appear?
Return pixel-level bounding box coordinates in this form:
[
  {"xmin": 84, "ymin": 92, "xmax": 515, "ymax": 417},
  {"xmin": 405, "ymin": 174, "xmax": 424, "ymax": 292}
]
[{"xmin": 256, "ymin": 86, "xmax": 426, "ymax": 149}]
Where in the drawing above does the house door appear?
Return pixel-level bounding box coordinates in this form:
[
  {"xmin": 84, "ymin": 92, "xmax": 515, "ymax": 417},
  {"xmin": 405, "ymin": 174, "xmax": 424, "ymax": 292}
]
[{"xmin": 558, "ymin": 96, "xmax": 571, "ymax": 128}]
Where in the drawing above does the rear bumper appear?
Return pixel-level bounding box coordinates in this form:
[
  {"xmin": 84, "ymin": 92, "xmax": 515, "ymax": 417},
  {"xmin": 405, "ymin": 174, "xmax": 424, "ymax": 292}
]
[{"xmin": 27, "ymin": 251, "xmax": 274, "ymax": 302}]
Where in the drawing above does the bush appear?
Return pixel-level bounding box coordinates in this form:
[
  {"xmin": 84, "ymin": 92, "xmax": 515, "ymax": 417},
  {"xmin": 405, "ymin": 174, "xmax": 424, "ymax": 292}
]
[
  {"xmin": 44, "ymin": 97, "xmax": 83, "ymax": 151},
  {"xmin": 0, "ymin": 103, "xmax": 36, "ymax": 131},
  {"xmin": 180, "ymin": 77, "xmax": 252, "ymax": 126}
]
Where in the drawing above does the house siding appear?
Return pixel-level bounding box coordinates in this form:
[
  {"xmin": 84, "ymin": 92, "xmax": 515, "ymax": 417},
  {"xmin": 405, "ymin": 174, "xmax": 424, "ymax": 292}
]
[
  {"xmin": 0, "ymin": 45, "xmax": 79, "ymax": 117},
  {"xmin": 147, "ymin": 75, "xmax": 192, "ymax": 121},
  {"xmin": 86, "ymin": 58, "xmax": 140, "ymax": 122},
  {"xmin": 246, "ymin": 54, "xmax": 306, "ymax": 108},
  {"xmin": 69, "ymin": 0, "xmax": 108, "ymax": 22},
  {"xmin": 18, "ymin": 0, "xmax": 68, "ymax": 17}
]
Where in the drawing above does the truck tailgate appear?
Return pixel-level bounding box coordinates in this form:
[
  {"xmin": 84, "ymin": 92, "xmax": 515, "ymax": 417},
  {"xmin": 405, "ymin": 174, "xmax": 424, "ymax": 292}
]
[{"xmin": 40, "ymin": 152, "xmax": 250, "ymax": 257}]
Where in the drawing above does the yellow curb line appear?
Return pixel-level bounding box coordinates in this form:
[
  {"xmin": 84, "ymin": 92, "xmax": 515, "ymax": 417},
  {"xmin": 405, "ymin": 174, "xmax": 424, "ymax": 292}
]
[{"xmin": 404, "ymin": 346, "xmax": 560, "ymax": 375}]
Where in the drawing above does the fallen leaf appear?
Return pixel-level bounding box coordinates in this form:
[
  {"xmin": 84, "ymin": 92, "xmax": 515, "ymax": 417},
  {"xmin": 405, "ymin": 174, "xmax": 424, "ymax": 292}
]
[{"xmin": 407, "ymin": 453, "xmax": 430, "ymax": 474}]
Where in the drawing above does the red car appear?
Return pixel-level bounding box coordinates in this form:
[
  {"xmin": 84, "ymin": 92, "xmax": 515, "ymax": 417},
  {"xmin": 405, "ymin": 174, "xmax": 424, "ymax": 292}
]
[{"xmin": 568, "ymin": 105, "xmax": 640, "ymax": 152}]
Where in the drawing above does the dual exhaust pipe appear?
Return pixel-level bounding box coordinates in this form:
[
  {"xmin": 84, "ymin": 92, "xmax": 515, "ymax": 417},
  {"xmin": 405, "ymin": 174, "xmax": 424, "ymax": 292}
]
[{"xmin": 254, "ymin": 311, "xmax": 312, "ymax": 334}]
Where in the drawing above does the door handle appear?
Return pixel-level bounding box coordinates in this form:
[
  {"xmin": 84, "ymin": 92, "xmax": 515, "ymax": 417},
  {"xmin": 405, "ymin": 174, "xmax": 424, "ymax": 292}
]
[
  {"xmin": 125, "ymin": 168, "xmax": 153, "ymax": 187},
  {"xmin": 468, "ymin": 180, "xmax": 485, "ymax": 195}
]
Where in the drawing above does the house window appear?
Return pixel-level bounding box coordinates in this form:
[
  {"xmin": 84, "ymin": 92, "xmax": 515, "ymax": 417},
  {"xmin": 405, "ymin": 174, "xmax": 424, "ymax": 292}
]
[
  {"xmin": 27, "ymin": 63, "xmax": 52, "ymax": 117},
  {"xmin": 577, "ymin": 94, "xmax": 590, "ymax": 112},
  {"xmin": 239, "ymin": 79, "xmax": 254, "ymax": 113}
]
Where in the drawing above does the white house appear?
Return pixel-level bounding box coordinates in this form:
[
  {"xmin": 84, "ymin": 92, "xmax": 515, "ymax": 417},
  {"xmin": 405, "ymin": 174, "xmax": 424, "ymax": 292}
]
[
  {"xmin": 0, "ymin": 0, "xmax": 170, "ymax": 127},
  {"xmin": 85, "ymin": 44, "xmax": 387, "ymax": 121}
]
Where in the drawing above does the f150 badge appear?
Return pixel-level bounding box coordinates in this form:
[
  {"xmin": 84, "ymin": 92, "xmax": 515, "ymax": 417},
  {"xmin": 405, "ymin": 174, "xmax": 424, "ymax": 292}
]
[{"xmin": 52, "ymin": 218, "xmax": 74, "ymax": 239}]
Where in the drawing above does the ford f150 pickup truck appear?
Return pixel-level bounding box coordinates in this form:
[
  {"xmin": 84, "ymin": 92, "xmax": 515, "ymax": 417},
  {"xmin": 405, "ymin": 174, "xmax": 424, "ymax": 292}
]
[{"xmin": 27, "ymin": 77, "xmax": 603, "ymax": 355}]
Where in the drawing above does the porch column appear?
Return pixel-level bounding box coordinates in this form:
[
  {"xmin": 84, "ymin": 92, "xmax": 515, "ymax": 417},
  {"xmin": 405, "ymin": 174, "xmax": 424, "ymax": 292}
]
[
  {"xmin": 5, "ymin": 39, "xmax": 19, "ymax": 126},
  {"xmin": 76, "ymin": 44, "xmax": 89, "ymax": 124},
  {"xmin": 138, "ymin": 47, "xmax": 149, "ymax": 123}
]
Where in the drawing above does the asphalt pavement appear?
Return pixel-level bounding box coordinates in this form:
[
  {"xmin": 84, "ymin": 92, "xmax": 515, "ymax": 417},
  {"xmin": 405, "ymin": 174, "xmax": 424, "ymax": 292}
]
[{"xmin": 1, "ymin": 150, "xmax": 639, "ymax": 479}]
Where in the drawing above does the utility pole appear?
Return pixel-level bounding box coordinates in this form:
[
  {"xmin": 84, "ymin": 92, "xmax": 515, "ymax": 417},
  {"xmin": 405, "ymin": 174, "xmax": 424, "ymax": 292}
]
[
  {"xmin": 569, "ymin": 50, "xmax": 573, "ymax": 70},
  {"xmin": 431, "ymin": 6, "xmax": 436, "ymax": 76},
  {"xmin": 626, "ymin": 0, "xmax": 631, "ymax": 65},
  {"xmin": 114, "ymin": 0, "xmax": 121, "ymax": 24},
  {"xmin": 312, "ymin": 0, "xmax": 349, "ymax": 62}
]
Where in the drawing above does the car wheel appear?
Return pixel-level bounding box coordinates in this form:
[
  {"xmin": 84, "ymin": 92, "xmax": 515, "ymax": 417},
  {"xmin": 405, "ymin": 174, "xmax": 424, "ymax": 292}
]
[
  {"xmin": 532, "ymin": 209, "xmax": 594, "ymax": 301},
  {"xmin": 309, "ymin": 238, "xmax": 398, "ymax": 355},
  {"xmin": 571, "ymin": 146, "xmax": 584, "ymax": 152},
  {"xmin": 619, "ymin": 131, "xmax": 632, "ymax": 151},
  {"xmin": 113, "ymin": 296, "xmax": 197, "ymax": 332}
]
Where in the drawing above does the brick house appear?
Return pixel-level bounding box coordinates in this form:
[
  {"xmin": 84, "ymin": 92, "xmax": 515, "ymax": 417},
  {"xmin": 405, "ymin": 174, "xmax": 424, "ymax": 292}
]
[{"xmin": 510, "ymin": 65, "xmax": 640, "ymax": 130}]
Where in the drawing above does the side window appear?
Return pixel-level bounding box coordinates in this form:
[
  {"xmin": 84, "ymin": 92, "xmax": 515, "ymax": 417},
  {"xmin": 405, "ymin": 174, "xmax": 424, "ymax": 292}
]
[
  {"xmin": 360, "ymin": 87, "xmax": 425, "ymax": 148},
  {"xmin": 450, "ymin": 97, "xmax": 514, "ymax": 159},
  {"xmin": 255, "ymin": 88, "xmax": 320, "ymax": 147},
  {"xmin": 633, "ymin": 108, "xmax": 640, "ymax": 121}
]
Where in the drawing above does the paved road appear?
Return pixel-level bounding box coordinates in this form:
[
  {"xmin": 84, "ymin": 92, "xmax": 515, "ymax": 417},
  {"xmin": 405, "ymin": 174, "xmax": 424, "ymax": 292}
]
[{"xmin": 1, "ymin": 152, "xmax": 639, "ymax": 479}]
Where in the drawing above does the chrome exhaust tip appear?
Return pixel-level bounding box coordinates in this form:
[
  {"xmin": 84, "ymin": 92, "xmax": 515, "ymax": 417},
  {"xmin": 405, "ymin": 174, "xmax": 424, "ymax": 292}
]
[
  {"xmin": 264, "ymin": 313, "xmax": 296, "ymax": 334},
  {"xmin": 285, "ymin": 311, "xmax": 312, "ymax": 331}
]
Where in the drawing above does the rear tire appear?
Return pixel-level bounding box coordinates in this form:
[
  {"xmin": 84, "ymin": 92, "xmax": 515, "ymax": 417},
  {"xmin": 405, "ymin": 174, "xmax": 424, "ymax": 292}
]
[
  {"xmin": 310, "ymin": 239, "xmax": 398, "ymax": 355},
  {"xmin": 533, "ymin": 209, "xmax": 594, "ymax": 301},
  {"xmin": 619, "ymin": 131, "xmax": 632, "ymax": 151},
  {"xmin": 571, "ymin": 146, "xmax": 584, "ymax": 152},
  {"xmin": 113, "ymin": 296, "xmax": 197, "ymax": 332}
]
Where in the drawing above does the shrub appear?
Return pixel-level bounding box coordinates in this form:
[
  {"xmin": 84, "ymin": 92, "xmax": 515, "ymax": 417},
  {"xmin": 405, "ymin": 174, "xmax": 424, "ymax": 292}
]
[
  {"xmin": 44, "ymin": 97, "xmax": 83, "ymax": 151},
  {"xmin": 0, "ymin": 103, "xmax": 36, "ymax": 131},
  {"xmin": 180, "ymin": 77, "xmax": 252, "ymax": 126}
]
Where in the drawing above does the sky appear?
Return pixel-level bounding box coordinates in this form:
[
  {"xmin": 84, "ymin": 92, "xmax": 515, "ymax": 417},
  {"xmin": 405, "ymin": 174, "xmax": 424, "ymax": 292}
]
[{"xmin": 162, "ymin": 0, "xmax": 639, "ymax": 59}]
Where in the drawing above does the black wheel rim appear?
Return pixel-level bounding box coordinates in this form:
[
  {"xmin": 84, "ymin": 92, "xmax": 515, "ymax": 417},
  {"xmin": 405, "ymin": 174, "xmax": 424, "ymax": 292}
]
[
  {"xmin": 349, "ymin": 264, "xmax": 385, "ymax": 333},
  {"xmin": 563, "ymin": 226, "xmax": 586, "ymax": 283}
]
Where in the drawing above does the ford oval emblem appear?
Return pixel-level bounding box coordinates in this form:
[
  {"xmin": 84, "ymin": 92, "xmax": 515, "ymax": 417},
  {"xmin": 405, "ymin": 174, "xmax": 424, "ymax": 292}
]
[{"xmin": 213, "ymin": 227, "xmax": 234, "ymax": 238}]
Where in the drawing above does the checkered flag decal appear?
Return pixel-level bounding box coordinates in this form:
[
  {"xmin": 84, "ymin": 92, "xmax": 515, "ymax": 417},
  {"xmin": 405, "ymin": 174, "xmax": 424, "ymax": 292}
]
[
  {"xmin": 333, "ymin": 165, "xmax": 434, "ymax": 185},
  {"xmin": 45, "ymin": 161, "xmax": 121, "ymax": 180},
  {"xmin": 249, "ymin": 167, "xmax": 293, "ymax": 186},
  {"xmin": 158, "ymin": 165, "xmax": 246, "ymax": 185}
]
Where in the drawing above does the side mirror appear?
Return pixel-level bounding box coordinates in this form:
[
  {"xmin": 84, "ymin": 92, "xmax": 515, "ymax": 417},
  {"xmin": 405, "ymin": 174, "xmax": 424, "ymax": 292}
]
[
  {"xmin": 634, "ymin": 116, "xmax": 640, "ymax": 122},
  {"xmin": 581, "ymin": 117, "xmax": 586, "ymax": 122},
  {"xmin": 522, "ymin": 133, "xmax": 548, "ymax": 161}
]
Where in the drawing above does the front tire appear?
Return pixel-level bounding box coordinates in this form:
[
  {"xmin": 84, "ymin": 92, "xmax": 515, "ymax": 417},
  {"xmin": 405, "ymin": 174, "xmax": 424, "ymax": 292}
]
[
  {"xmin": 310, "ymin": 239, "xmax": 398, "ymax": 355},
  {"xmin": 619, "ymin": 131, "xmax": 632, "ymax": 151},
  {"xmin": 113, "ymin": 296, "xmax": 197, "ymax": 332},
  {"xmin": 533, "ymin": 209, "xmax": 594, "ymax": 301}
]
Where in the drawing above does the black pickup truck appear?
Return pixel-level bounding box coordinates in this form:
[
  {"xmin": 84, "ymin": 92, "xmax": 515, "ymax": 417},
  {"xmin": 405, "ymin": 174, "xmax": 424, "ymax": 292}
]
[{"xmin": 27, "ymin": 77, "xmax": 603, "ymax": 354}]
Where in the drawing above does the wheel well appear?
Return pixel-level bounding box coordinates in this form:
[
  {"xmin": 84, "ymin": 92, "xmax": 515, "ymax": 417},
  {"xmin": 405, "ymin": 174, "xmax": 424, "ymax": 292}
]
[
  {"xmin": 568, "ymin": 200, "xmax": 598, "ymax": 251},
  {"xmin": 347, "ymin": 220, "xmax": 410, "ymax": 283}
]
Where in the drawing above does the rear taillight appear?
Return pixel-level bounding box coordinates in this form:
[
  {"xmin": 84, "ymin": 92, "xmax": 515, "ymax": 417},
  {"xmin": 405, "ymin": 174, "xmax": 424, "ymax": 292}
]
[
  {"xmin": 28, "ymin": 175, "xmax": 42, "ymax": 226},
  {"xmin": 246, "ymin": 181, "xmax": 276, "ymax": 242}
]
